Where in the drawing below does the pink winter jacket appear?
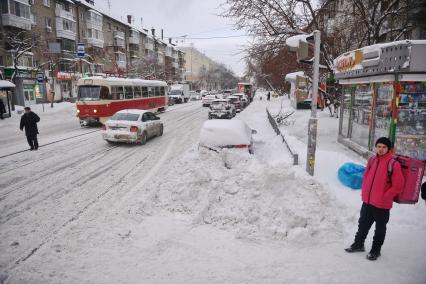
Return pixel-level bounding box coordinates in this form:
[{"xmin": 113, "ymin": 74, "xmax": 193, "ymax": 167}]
[{"xmin": 361, "ymin": 152, "xmax": 405, "ymax": 209}]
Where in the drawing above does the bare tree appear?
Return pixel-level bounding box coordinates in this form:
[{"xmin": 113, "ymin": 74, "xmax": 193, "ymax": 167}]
[{"xmin": 3, "ymin": 30, "xmax": 39, "ymax": 83}]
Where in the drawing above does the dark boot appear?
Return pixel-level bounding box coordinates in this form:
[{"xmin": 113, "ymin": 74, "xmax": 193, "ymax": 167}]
[
  {"xmin": 366, "ymin": 251, "xmax": 381, "ymax": 261},
  {"xmin": 345, "ymin": 243, "xmax": 365, "ymax": 253}
]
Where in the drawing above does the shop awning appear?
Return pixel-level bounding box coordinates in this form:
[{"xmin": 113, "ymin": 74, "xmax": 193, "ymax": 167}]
[{"xmin": 0, "ymin": 80, "xmax": 16, "ymax": 89}]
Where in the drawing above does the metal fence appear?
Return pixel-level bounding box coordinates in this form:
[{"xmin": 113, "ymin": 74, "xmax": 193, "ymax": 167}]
[{"xmin": 266, "ymin": 108, "xmax": 299, "ymax": 165}]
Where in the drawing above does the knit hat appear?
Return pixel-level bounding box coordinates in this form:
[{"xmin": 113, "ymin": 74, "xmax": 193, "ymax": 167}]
[{"xmin": 375, "ymin": 137, "xmax": 392, "ymax": 149}]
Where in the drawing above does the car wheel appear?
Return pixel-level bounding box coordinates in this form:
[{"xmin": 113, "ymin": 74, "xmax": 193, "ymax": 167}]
[
  {"xmin": 158, "ymin": 125, "xmax": 164, "ymax": 136},
  {"xmin": 106, "ymin": 140, "xmax": 115, "ymax": 145},
  {"xmin": 140, "ymin": 132, "xmax": 147, "ymax": 145}
]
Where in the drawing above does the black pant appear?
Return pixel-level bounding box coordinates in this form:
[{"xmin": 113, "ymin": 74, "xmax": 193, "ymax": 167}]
[
  {"xmin": 354, "ymin": 203, "xmax": 390, "ymax": 253},
  {"xmin": 26, "ymin": 135, "xmax": 39, "ymax": 149}
]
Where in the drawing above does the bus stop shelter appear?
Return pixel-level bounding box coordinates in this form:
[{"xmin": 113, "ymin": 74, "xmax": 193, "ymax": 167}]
[{"xmin": 0, "ymin": 80, "xmax": 15, "ymax": 118}]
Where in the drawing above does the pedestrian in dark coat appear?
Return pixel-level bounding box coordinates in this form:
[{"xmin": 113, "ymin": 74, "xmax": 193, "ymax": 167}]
[
  {"xmin": 0, "ymin": 99, "xmax": 5, "ymax": 120},
  {"xmin": 345, "ymin": 137, "xmax": 404, "ymax": 261},
  {"xmin": 20, "ymin": 107, "xmax": 40, "ymax": 150},
  {"xmin": 267, "ymin": 92, "xmax": 271, "ymax": 101}
]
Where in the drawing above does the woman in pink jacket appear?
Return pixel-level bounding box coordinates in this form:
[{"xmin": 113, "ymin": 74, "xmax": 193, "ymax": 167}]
[{"xmin": 345, "ymin": 137, "xmax": 404, "ymax": 261}]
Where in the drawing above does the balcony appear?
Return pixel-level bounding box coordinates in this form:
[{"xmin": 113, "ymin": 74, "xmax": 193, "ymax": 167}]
[
  {"xmin": 55, "ymin": 7, "xmax": 75, "ymax": 21},
  {"xmin": 86, "ymin": 37, "xmax": 104, "ymax": 48},
  {"xmin": 113, "ymin": 31, "xmax": 125, "ymax": 39},
  {"xmin": 1, "ymin": 14, "xmax": 31, "ymax": 30},
  {"xmin": 56, "ymin": 18, "xmax": 76, "ymax": 40},
  {"xmin": 129, "ymin": 36, "xmax": 139, "ymax": 45}
]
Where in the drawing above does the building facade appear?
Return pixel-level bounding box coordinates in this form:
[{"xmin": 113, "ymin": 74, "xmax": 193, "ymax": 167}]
[{"xmin": 0, "ymin": 0, "xmax": 185, "ymax": 106}]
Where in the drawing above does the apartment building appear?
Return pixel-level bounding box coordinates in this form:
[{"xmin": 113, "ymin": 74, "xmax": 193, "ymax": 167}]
[
  {"xmin": 0, "ymin": 0, "xmax": 185, "ymax": 107},
  {"xmin": 179, "ymin": 46, "xmax": 217, "ymax": 84}
]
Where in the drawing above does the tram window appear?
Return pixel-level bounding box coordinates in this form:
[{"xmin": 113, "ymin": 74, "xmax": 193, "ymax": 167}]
[
  {"xmin": 148, "ymin": 87, "xmax": 153, "ymax": 97},
  {"xmin": 142, "ymin": 87, "xmax": 148, "ymax": 97},
  {"xmin": 134, "ymin": 86, "xmax": 142, "ymax": 98},
  {"xmin": 160, "ymin": 87, "xmax": 165, "ymax": 97},
  {"xmin": 125, "ymin": 86, "xmax": 134, "ymax": 99},
  {"xmin": 111, "ymin": 86, "xmax": 124, "ymax": 100},
  {"xmin": 154, "ymin": 87, "xmax": 160, "ymax": 97},
  {"xmin": 100, "ymin": 86, "xmax": 110, "ymax": 100}
]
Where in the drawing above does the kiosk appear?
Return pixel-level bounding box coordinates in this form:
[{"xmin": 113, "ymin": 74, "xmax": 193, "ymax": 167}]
[{"xmin": 334, "ymin": 40, "xmax": 426, "ymax": 160}]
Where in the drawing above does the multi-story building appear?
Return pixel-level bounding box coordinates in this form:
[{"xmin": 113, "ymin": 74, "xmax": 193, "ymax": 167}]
[
  {"xmin": 0, "ymin": 0, "xmax": 37, "ymax": 107},
  {"xmin": 0, "ymin": 0, "xmax": 186, "ymax": 106},
  {"xmin": 180, "ymin": 46, "xmax": 216, "ymax": 85}
]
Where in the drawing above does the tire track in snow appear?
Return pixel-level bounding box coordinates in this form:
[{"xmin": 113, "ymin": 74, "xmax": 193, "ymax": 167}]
[{"xmin": 1, "ymin": 104, "xmax": 207, "ymax": 276}]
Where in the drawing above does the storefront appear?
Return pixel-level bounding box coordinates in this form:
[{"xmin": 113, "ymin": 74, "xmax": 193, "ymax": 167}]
[
  {"xmin": 334, "ymin": 40, "xmax": 426, "ymax": 160},
  {"xmin": 3, "ymin": 67, "xmax": 37, "ymax": 107},
  {"xmin": 0, "ymin": 80, "xmax": 15, "ymax": 118}
]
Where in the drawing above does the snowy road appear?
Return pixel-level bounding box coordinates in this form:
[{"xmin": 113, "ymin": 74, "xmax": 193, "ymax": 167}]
[
  {"xmin": 1, "ymin": 97, "xmax": 425, "ymax": 284},
  {"xmin": 0, "ymin": 102, "xmax": 208, "ymax": 281}
]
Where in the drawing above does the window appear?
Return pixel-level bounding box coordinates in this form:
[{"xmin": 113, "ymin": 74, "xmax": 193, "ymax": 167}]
[
  {"xmin": 142, "ymin": 87, "xmax": 148, "ymax": 97},
  {"xmin": 45, "ymin": 17, "xmax": 52, "ymax": 28},
  {"xmin": 107, "ymin": 23, "xmax": 111, "ymax": 30},
  {"xmin": 160, "ymin": 87, "xmax": 165, "ymax": 97},
  {"xmin": 134, "ymin": 86, "xmax": 142, "ymax": 98},
  {"xmin": 80, "ymin": 11, "xmax": 84, "ymax": 20},
  {"xmin": 9, "ymin": 0, "xmax": 30, "ymax": 19},
  {"xmin": 62, "ymin": 19, "xmax": 75, "ymax": 32},
  {"xmin": 87, "ymin": 29, "xmax": 92, "ymax": 38},
  {"xmin": 61, "ymin": 39, "xmax": 75, "ymax": 52},
  {"xmin": 148, "ymin": 87, "xmax": 153, "ymax": 97},
  {"xmin": 154, "ymin": 86, "xmax": 160, "ymax": 97},
  {"xmin": 124, "ymin": 86, "xmax": 133, "ymax": 99},
  {"xmin": 43, "ymin": 0, "xmax": 50, "ymax": 7},
  {"xmin": 111, "ymin": 86, "xmax": 124, "ymax": 100},
  {"xmin": 1, "ymin": 0, "xmax": 8, "ymax": 14}
]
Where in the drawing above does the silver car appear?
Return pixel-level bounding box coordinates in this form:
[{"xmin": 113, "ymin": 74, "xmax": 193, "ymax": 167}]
[{"xmin": 102, "ymin": 109, "xmax": 163, "ymax": 144}]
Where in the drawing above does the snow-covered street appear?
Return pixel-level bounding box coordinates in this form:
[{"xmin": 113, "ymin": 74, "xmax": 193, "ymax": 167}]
[{"xmin": 0, "ymin": 96, "xmax": 425, "ymax": 284}]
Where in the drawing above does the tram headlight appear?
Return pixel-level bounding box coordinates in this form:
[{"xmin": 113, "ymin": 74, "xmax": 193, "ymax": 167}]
[
  {"xmin": 93, "ymin": 109, "xmax": 97, "ymax": 113},
  {"xmin": 76, "ymin": 109, "xmax": 80, "ymax": 113}
]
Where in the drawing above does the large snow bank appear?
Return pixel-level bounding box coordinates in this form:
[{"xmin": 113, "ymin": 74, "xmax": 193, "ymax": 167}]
[{"xmin": 199, "ymin": 120, "xmax": 252, "ymax": 147}]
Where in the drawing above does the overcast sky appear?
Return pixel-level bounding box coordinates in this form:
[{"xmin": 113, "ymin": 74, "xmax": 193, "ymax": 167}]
[{"xmin": 95, "ymin": 0, "xmax": 250, "ymax": 77}]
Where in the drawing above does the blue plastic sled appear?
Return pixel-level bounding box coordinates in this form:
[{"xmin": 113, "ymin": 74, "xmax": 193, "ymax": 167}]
[{"xmin": 338, "ymin": 162, "xmax": 366, "ymax": 190}]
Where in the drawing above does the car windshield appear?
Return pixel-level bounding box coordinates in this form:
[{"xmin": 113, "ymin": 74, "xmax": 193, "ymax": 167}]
[
  {"xmin": 212, "ymin": 101, "xmax": 226, "ymax": 105},
  {"xmin": 206, "ymin": 95, "xmax": 216, "ymax": 99},
  {"xmin": 110, "ymin": 113, "xmax": 140, "ymax": 121},
  {"xmin": 78, "ymin": 86, "xmax": 100, "ymax": 101},
  {"xmin": 228, "ymin": 97, "xmax": 239, "ymax": 103}
]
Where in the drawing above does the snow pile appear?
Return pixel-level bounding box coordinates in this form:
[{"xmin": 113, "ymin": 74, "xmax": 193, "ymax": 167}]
[
  {"xmin": 131, "ymin": 148, "xmax": 343, "ymax": 245},
  {"xmin": 285, "ymin": 34, "xmax": 308, "ymax": 48},
  {"xmin": 199, "ymin": 120, "xmax": 252, "ymax": 147},
  {"xmin": 285, "ymin": 71, "xmax": 305, "ymax": 82}
]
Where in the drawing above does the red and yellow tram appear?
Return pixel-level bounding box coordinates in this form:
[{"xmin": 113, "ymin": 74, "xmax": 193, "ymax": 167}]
[{"xmin": 76, "ymin": 77, "xmax": 168, "ymax": 125}]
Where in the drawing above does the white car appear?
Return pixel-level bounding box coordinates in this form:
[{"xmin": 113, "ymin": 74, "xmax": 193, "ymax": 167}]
[
  {"xmin": 202, "ymin": 94, "xmax": 218, "ymax": 107},
  {"xmin": 199, "ymin": 120, "xmax": 256, "ymax": 154},
  {"xmin": 102, "ymin": 109, "xmax": 163, "ymax": 144}
]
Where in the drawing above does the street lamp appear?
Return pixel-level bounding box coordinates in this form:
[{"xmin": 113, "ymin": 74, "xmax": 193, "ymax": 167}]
[{"xmin": 286, "ymin": 30, "xmax": 321, "ymax": 176}]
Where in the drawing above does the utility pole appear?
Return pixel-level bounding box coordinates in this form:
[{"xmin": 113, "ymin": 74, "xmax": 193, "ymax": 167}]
[{"xmin": 306, "ymin": 30, "xmax": 321, "ymax": 176}]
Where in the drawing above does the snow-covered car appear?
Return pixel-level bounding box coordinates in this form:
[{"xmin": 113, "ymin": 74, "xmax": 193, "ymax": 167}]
[
  {"xmin": 199, "ymin": 120, "xmax": 256, "ymax": 154},
  {"xmin": 202, "ymin": 94, "xmax": 218, "ymax": 107},
  {"xmin": 227, "ymin": 96, "xmax": 242, "ymax": 112},
  {"xmin": 102, "ymin": 109, "xmax": 163, "ymax": 144},
  {"xmin": 208, "ymin": 99, "xmax": 236, "ymax": 119}
]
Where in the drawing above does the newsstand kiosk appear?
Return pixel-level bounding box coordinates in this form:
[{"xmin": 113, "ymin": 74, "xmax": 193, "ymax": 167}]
[{"xmin": 334, "ymin": 40, "xmax": 426, "ymax": 160}]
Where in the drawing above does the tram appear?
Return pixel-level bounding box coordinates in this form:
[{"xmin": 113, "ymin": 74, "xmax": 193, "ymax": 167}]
[{"xmin": 76, "ymin": 77, "xmax": 168, "ymax": 125}]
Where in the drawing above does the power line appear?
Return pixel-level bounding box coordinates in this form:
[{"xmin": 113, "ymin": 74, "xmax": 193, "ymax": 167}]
[{"xmin": 170, "ymin": 35, "xmax": 248, "ymax": 40}]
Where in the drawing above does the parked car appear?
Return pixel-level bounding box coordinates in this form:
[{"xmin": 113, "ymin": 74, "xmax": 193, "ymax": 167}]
[
  {"xmin": 102, "ymin": 109, "xmax": 163, "ymax": 145},
  {"xmin": 190, "ymin": 91, "xmax": 200, "ymax": 101},
  {"xmin": 208, "ymin": 99, "xmax": 236, "ymax": 119},
  {"xmin": 202, "ymin": 94, "xmax": 218, "ymax": 107},
  {"xmin": 227, "ymin": 95, "xmax": 242, "ymax": 112},
  {"xmin": 199, "ymin": 120, "xmax": 257, "ymax": 154},
  {"xmin": 233, "ymin": 93, "xmax": 249, "ymax": 109}
]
